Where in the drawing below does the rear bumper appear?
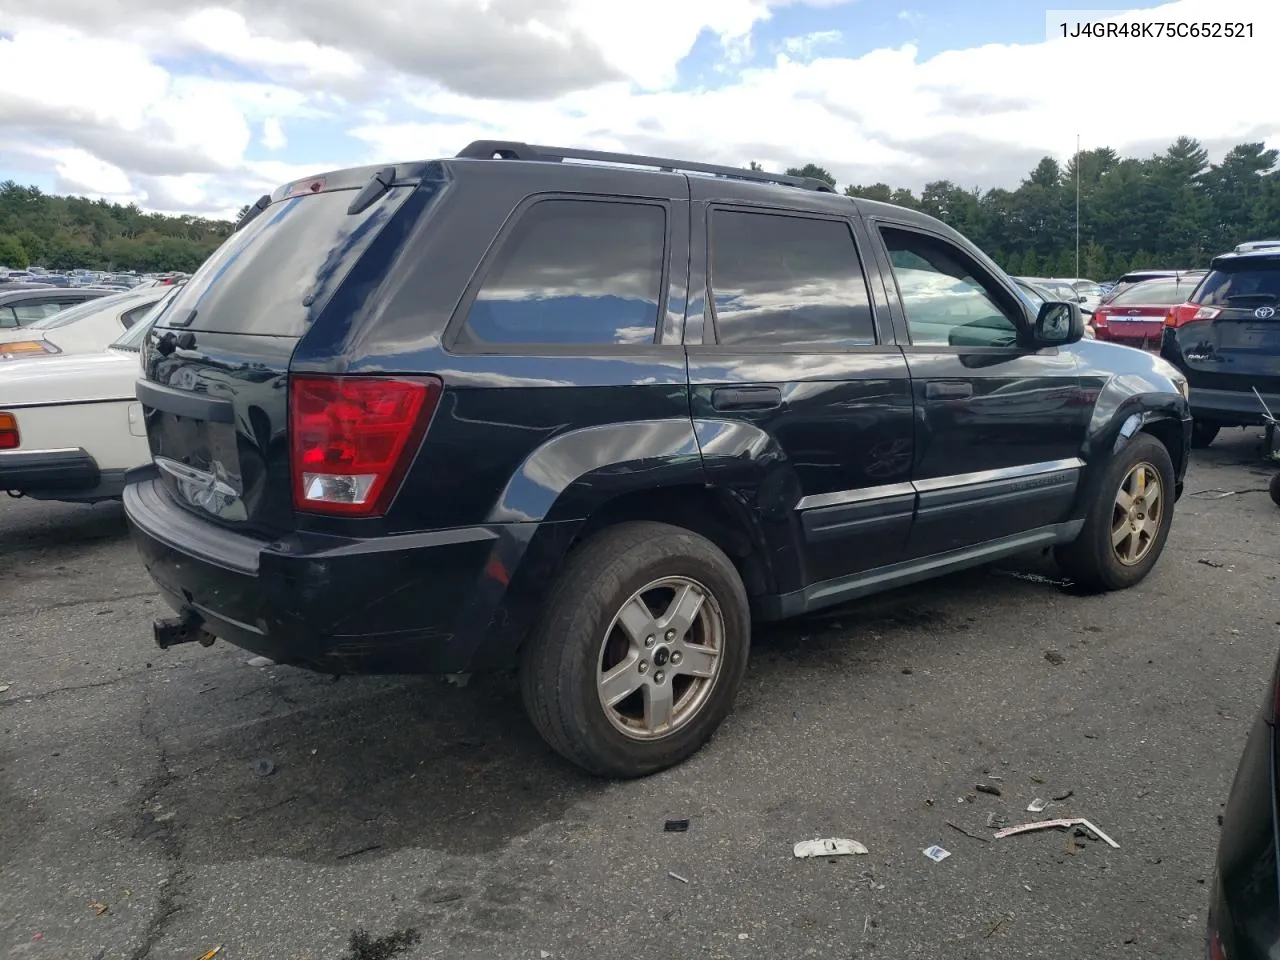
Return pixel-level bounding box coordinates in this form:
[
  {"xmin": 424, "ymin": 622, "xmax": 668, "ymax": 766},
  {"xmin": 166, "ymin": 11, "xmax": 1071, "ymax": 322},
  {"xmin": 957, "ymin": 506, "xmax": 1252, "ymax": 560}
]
[
  {"xmin": 1189, "ymin": 387, "xmax": 1280, "ymax": 426},
  {"xmin": 123, "ymin": 478, "xmax": 572, "ymax": 674},
  {"xmin": 0, "ymin": 447, "xmax": 123, "ymax": 501}
]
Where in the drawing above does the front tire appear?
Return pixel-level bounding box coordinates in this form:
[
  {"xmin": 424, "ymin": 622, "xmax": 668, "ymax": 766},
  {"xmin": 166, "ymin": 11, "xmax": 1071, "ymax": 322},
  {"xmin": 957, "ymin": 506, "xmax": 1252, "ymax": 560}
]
[
  {"xmin": 1191, "ymin": 421, "xmax": 1220, "ymax": 448},
  {"xmin": 520, "ymin": 521, "xmax": 750, "ymax": 778},
  {"xmin": 1055, "ymin": 433, "xmax": 1176, "ymax": 591}
]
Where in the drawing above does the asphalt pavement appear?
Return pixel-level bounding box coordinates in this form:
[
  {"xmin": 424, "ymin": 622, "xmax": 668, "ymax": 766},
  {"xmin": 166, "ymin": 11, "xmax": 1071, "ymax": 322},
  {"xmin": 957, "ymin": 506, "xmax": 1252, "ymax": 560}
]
[{"xmin": 2, "ymin": 430, "xmax": 1278, "ymax": 960}]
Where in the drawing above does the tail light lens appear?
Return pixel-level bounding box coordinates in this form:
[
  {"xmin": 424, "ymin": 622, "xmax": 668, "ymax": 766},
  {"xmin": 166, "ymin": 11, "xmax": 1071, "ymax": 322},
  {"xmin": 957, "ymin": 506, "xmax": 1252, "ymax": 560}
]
[
  {"xmin": 1092, "ymin": 309, "xmax": 1109, "ymax": 328},
  {"xmin": 0, "ymin": 412, "xmax": 19, "ymax": 449},
  {"xmin": 289, "ymin": 374, "xmax": 442, "ymax": 517},
  {"xmin": 1166, "ymin": 303, "xmax": 1205, "ymax": 327},
  {"xmin": 0, "ymin": 340, "xmax": 59, "ymax": 360}
]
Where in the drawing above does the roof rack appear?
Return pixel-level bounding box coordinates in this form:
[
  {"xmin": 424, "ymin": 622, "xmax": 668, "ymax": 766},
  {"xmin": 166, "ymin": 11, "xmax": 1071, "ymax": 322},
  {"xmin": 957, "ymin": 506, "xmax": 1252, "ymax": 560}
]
[{"xmin": 455, "ymin": 140, "xmax": 837, "ymax": 193}]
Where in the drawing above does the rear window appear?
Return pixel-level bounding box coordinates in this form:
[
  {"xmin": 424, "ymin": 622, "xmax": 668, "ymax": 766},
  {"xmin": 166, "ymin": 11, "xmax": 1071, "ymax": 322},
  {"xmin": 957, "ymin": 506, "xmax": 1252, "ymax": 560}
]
[
  {"xmin": 1194, "ymin": 262, "xmax": 1280, "ymax": 307},
  {"xmin": 158, "ymin": 186, "xmax": 411, "ymax": 337},
  {"xmin": 32, "ymin": 291, "xmax": 137, "ymax": 329},
  {"xmin": 1109, "ymin": 278, "xmax": 1187, "ymax": 306}
]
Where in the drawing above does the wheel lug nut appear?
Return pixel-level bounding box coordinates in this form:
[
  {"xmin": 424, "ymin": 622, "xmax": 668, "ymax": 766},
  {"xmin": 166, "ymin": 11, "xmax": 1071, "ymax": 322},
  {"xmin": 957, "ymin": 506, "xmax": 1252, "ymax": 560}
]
[
  {"xmin": 645, "ymin": 636, "xmax": 656, "ymax": 647},
  {"xmin": 665, "ymin": 629, "xmax": 675, "ymax": 641},
  {"xmin": 638, "ymin": 660, "xmax": 648, "ymax": 674},
  {"xmin": 654, "ymin": 671, "xmax": 665, "ymax": 684},
  {"xmin": 670, "ymin": 651, "xmax": 683, "ymax": 665}
]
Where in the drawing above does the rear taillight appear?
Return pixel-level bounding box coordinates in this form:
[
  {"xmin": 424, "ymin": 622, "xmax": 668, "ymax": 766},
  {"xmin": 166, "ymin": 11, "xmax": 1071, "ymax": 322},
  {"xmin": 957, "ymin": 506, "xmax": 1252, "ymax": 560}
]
[
  {"xmin": 289, "ymin": 374, "xmax": 442, "ymax": 517},
  {"xmin": 0, "ymin": 412, "xmax": 19, "ymax": 449},
  {"xmin": 1206, "ymin": 924, "xmax": 1227, "ymax": 960},
  {"xmin": 0, "ymin": 340, "xmax": 59, "ymax": 360},
  {"xmin": 1166, "ymin": 303, "xmax": 1207, "ymax": 327},
  {"xmin": 1092, "ymin": 309, "xmax": 1109, "ymax": 327}
]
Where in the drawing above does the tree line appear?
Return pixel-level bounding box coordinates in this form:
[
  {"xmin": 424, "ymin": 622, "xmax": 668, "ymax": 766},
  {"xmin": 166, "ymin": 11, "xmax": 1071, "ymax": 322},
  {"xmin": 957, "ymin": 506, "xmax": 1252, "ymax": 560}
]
[
  {"xmin": 0, "ymin": 181, "xmax": 232, "ymax": 273},
  {"xmin": 1, "ymin": 136, "xmax": 1276, "ymax": 280},
  {"xmin": 777, "ymin": 136, "xmax": 1280, "ymax": 279}
]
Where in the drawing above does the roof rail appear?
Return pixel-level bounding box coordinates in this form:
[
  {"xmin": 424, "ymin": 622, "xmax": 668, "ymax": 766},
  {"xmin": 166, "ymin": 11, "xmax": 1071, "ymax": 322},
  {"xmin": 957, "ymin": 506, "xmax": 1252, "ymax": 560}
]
[{"xmin": 455, "ymin": 140, "xmax": 837, "ymax": 193}]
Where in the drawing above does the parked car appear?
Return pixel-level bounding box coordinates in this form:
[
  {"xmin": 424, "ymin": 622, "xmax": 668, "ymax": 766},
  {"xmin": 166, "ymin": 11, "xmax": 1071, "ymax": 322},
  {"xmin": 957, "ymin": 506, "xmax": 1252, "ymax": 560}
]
[
  {"xmin": 1092, "ymin": 275, "xmax": 1205, "ymax": 352},
  {"xmin": 1206, "ymin": 649, "xmax": 1280, "ymax": 960},
  {"xmin": 1102, "ymin": 269, "xmax": 1206, "ymax": 305},
  {"xmin": 1162, "ymin": 247, "xmax": 1280, "ymax": 447},
  {"xmin": 0, "ymin": 289, "xmax": 175, "ymax": 502},
  {"xmin": 0, "ymin": 286, "xmax": 111, "ymax": 329},
  {"xmin": 1234, "ymin": 240, "xmax": 1280, "ymax": 254},
  {"xmin": 122, "ymin": 141, "xmax": 1191, "ymax": 777},
  {"xmin": 0, "ymin": 285, "xmax": 173, "ymax": 361},
  {"xmin": 1066, "ymin": 278, "xmax": 1105, "ymax": 313}
]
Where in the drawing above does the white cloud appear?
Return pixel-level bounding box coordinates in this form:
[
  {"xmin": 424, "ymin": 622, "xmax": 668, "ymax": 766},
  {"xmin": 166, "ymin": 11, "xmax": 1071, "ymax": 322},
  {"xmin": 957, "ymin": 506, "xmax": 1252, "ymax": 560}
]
[
  {"xmin": 780, "ymin": 29, "xmax": 842, "ymax": 59},
  {"xmin": 261, "ymin": 117, "xmax": 287, "ymax": 151},
  {"xmin": 898, "ymin": 9, "xmax": 924, "ymax": 24},
  {"xmin": 0, "ymin": 0, "xmax": 1276, "ymax": 217}
]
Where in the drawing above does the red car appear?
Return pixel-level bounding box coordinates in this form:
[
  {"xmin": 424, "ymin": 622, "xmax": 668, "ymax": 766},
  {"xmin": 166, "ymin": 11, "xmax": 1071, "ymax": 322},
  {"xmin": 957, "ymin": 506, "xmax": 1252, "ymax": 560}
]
[{"xmin": 1092, "ymin": 275, "xmax": 1204, "ymax": 350}]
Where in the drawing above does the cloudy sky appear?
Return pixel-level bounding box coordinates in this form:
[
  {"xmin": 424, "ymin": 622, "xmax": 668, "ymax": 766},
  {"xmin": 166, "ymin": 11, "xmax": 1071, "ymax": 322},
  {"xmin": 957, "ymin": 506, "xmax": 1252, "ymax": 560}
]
[{"xmin": 0, "ymin": 0, "xmax": 1274, "ymax": 219}]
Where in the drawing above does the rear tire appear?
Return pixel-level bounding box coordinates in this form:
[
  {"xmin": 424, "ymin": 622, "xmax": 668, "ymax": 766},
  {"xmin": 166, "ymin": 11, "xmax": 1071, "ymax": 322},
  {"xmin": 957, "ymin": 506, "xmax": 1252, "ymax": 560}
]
[
  {"xmin": 1190, "ymin": 421, "xmax": 1220, "ymax": 449},
  {"xmin": 519, "ymin": 521, "xmax": 750, "ymax": 778},
  {"xmin": 1055, "ymin": 433, "xmax": 1175, "ymax": 591},
  {"xmin": 1269, "ymin": 471, "xmax": 1280, "ymax": 508}
]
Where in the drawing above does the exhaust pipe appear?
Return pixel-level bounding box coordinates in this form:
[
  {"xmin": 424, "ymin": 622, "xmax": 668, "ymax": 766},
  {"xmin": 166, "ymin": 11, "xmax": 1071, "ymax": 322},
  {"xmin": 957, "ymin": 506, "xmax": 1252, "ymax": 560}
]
[{"xmin": 153, "ymin": 608, "xmax": 216, "ymax": 650}]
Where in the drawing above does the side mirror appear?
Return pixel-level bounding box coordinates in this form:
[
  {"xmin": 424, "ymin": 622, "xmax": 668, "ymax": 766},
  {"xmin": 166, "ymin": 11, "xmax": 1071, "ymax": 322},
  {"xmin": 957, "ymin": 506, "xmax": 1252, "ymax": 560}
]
[{"xmin": 1031, "ymin": 301, "xmax": 1083, "ymax": 347}]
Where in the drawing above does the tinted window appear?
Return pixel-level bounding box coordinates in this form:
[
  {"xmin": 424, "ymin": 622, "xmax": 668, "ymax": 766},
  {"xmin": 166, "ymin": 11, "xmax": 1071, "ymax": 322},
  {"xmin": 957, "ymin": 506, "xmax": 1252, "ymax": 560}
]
[
  {"xmin": 1110, "ymin": 278, "xmax": 1187, "ymax": 305},
  {"xmin": 0, "ymin": 306, "xmax": 16, "ymax": 328},
  {"xmin": 1194, "ymin": 263, "xmax": 1280, "ymax": 307},
  {"xmin": 157, "ymin": 186, "xmax": 412, "ymax": 337},
  {"xmin": 461, "ymin": 199, "xmax": 666, "ymax": 347},
  {"xmin": 31, "ymin": 291, "xmax": 135, "ymax": 329},
  {"xmin": 709, "ymin": 211, "xmax": 875, "ymax": 347},
  {"xmin": 881, "ymin": 227, "xmax": 1020, "ymax": 347}
]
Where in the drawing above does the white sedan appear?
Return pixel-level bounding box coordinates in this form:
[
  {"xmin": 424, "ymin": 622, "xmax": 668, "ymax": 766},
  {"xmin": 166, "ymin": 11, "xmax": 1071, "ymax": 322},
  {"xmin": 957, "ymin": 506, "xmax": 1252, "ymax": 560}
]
[
  {"xmin": 0, "ymin": 285, "xmax": 172, "ymax": 361},
  {"xmin": 0, "ymin": 295, "xmax": 170, "ymax": 503}
]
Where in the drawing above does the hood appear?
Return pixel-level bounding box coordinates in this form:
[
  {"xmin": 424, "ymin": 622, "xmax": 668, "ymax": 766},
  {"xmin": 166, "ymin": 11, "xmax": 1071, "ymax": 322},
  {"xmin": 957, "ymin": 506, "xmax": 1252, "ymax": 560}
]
[{"xmin": 0, "ymin": 349, "xmax": 140, "ymax": 406}]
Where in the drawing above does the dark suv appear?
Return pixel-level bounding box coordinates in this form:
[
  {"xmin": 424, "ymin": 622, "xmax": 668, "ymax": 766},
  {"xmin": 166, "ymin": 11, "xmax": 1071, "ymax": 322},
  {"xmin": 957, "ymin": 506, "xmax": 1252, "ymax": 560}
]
[
  {"xmin": 1162, "ymin": 248, "xmax": 1280, "ymax": 447},
  {"xmin": 123, "ymin": 142, "xmax": 1191, "ymax": 777}
]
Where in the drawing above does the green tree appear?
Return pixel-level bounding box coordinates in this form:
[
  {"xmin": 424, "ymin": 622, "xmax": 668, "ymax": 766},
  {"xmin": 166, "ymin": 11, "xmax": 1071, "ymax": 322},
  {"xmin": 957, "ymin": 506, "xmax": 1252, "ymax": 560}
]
[
  {"xmin": 0, "ymin": 233, "xmax": 28, "ymax": 268},
  {"xmin": 785, "ymin": 163, "xmax": 837, "ymax": 187}
]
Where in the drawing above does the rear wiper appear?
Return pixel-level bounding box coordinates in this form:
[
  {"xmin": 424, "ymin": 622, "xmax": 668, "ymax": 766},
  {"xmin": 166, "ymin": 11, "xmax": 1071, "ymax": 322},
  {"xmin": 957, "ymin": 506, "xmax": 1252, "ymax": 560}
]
[
  {"xmin": 234, "ymin": 194, "xmax": 271, "ymax": 232},
  {"xmin": 347, "ymin": 166, "xmax": 397, "ymax": 215},
  {"xmin": 1224, "ymin": 293, "xmax": 1278, "ymax": 304}
]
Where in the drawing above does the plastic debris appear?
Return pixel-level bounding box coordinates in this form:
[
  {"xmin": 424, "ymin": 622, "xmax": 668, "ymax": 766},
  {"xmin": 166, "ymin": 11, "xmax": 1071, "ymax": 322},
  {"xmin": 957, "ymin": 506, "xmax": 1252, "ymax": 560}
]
[
  {"xmin": 246, "ymin": 655, "xmax": 274, "ymax": 667},
  {"xmin": 668, "ymin": 871, "xmax": 689, "ymax": 884},
  {"xmin": 252, "ymin": 758, "xmax": 276, "ymax": 778},
  {"xmin": 664, "ymin": 819, "xmax": 690, "ymax": 833},
  {"xmin": 986, "ymin": 812, "xmax": 1009, "ymax": 828},
  {"xmin": 0, "ymin": 683, "xmax": 10, "ymax": 693},
  {"xmin": 1026, "ymin": 798, "xmax": 1048, "ymax": 813},
  {"xmin": 1197, "ymin": 558, "xmax": 1225, "ymax": 568},
  {"xmin": 923, "ymin": 845, "xmax": 951, "ymax": 862},
  {"xmin": 975, "ymin": 783, "xmax": 1002, "ymax": 797},
  {"xmin": 994, "ymin": 817, "xmax": 1119, "ymax": 848},
  {"xmin": 946, "ymin": 821, "xmax": 991, "ymax": 844},
  {"xmin": 793, "ymin": 838, "xmax": 869, "ymax": 858},
  {"xmin": 89, "ymin": 901, "xmax": 108, "ymax": 916},
  {"xmin": 194, "ymin": 949, "xmax": 223, "ymax": 960}
]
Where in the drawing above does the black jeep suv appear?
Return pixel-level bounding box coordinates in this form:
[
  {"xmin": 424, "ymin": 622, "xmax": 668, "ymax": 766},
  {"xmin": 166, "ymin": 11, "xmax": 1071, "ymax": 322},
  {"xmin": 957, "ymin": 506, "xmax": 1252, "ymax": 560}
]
[{"xmin": 123, "ymin": 141, "xmax": 1191, "ymax": 777}]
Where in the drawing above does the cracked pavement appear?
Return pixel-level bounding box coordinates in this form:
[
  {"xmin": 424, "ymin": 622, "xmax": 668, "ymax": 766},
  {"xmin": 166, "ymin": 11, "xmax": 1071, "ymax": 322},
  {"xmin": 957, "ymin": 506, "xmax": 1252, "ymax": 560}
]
[{"xmin": 2, "ymin": 432, "xmax": 1278, "ymax": 959}]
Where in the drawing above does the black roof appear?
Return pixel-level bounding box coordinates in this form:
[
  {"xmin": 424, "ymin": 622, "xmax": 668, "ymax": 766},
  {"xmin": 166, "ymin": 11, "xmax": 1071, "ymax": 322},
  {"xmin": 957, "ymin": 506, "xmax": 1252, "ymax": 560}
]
[{"xmin": 1210, "ymin": 249, "xmax": 1280, "ymax": 268}]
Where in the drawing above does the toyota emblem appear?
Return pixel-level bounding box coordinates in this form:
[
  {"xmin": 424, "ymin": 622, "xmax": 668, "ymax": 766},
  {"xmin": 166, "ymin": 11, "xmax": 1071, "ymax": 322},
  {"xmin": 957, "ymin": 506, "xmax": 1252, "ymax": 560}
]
[{"xmin": 1256, "ymin": 306, "xmax": 1277, "ymax": 319}]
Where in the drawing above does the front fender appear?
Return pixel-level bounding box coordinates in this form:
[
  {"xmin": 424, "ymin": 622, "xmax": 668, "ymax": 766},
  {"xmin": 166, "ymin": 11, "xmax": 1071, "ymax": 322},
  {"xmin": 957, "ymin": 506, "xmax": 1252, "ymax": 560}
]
[{"xmin": 485, "ymin": 418, "xmax": 707, "ymax": 524}]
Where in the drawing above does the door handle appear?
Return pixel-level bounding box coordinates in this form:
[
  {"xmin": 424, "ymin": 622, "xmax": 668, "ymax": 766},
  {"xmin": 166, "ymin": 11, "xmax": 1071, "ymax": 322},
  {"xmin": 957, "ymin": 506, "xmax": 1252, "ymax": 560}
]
[
  {"xmin": 711, "ymin": 385, "xmax": 783, "ymax": 411},
  {"xmin": 925, "ymin": 380, "xmax": 973, "ymax": 400}
]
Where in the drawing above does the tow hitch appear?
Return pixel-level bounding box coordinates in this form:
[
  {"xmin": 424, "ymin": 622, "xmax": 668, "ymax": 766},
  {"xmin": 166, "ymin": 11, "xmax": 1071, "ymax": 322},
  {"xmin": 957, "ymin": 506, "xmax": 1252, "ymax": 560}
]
[{"xmin": 153, "ymin": 609, "xmax": 217, "ymax": 650}]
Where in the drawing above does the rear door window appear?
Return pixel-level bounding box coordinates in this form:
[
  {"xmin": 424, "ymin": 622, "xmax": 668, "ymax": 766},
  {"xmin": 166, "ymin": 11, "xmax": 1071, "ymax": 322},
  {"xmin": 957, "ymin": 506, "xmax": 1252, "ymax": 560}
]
[
  {"xmin": 708, "ymin": 210, "xmax": 876, "ymax": 347},
  {"xmin": 1194, "ymin": 263, "xmax": 1280, "ymax": 308},
  {"xmin": 459, "ymin": 199, "xmax": 667, "ymax": 347}
]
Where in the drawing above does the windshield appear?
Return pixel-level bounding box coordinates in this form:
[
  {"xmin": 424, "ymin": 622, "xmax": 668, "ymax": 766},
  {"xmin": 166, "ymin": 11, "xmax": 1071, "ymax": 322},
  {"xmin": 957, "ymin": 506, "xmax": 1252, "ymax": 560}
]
[
  {"xmin": 1193, "ymin": 262, "xmax": 1280, "ymax": 307},
  {"xmin": 1073, "ymin": 281, "xmax": 1103, "ymax": 297},
  {"xmin": 111, "ymin": 289, "xmax": 180, "ymax": 350},
  {"xmin": 1110, "ymin": 278, "xmax": 1188, "ymax": 306}
]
